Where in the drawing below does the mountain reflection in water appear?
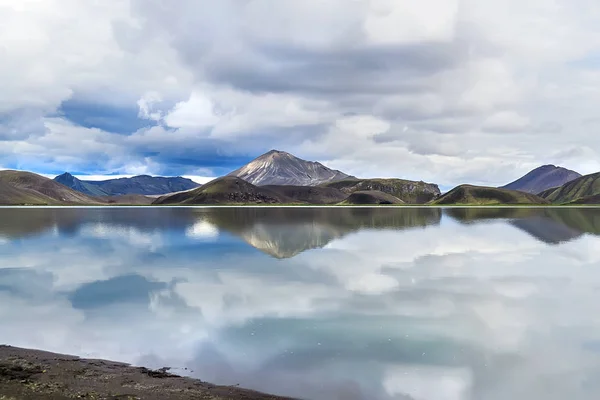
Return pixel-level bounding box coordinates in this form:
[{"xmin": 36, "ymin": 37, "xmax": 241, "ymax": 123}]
[{"xmin": 1, "ymin": 207, "xmax": 600, "ymax": 400}]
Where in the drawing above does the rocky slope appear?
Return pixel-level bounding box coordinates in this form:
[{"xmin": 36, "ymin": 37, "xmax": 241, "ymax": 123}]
[
  {"xmin": 55, "ymin": 172, "xmax": 199, "ymax": 196},
  {"xmin": 227, "ymin": 150, "xmax": 353, "ymax": 186},
  {"xmin": 501, "ymin": 165, "xmax": 581, "ymax": 194},
  {"xmin": 0, "ymin": 345, "xmax": 293, "ymax": 400},
  {"xmin": 153, "ymin": 177, "xmax": 294, "ymax": 205},
  {"xmin": 432, "ymin": 185, "xmax": 549, "ymax": 205},
  {"xmin": 323, "ymin": 178, "xmax": 440, "ymax": 204}
]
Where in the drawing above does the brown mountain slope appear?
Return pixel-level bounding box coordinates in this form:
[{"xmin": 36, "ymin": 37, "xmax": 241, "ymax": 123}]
[
  {"xmin": 0, "ymin": 181, "xmax": 57, "ymax": 205},
  {"xmin": 0, "ymin": 170, "xmax": 99, "ymax": 205}
]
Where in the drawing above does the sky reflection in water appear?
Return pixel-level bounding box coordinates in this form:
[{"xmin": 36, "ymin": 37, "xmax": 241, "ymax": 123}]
[{"xmin": 1, "ymin": 207, "xmax": 600, "ymax": 400}]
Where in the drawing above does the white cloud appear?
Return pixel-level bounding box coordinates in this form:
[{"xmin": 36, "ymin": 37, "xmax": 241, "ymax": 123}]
[
  {"xmin": 163, "ymin": 92, "xmax": 220, "ymax": 129},
  {"xmin": 137, "ymin": 92, "xmax": 164, "ymax": 121},
  {"xmin": 364, "ymin": 0, "xmax": 459, "ymax": 45},
  {"xmin": 3, "ymin": 0, "xmax": 600, "ymax": 185},
  {"xmin": 482, "ymin": 111, "xmax": 531, "ymax": 133}
]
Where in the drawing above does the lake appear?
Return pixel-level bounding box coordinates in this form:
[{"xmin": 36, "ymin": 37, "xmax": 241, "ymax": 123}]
[{"xmin": 1, "ymin": 207, "xmax": 600, "ymax": 400}]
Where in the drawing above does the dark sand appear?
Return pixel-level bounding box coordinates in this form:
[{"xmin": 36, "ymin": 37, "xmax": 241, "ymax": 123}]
[{"xmin": 0, "ymin": 346, "xmax": 296, "ymax": 400}]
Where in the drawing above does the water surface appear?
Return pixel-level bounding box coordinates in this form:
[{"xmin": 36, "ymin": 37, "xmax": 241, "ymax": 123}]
[{"xmin": 1, "ymin": 207, "xmax": 600, "ymax": 400}]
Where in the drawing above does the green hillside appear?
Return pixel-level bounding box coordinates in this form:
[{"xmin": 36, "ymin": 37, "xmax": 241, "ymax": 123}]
[
  {"xmin": 432, "ymin": 185, "xmax": 549, "ymax": 205},
  {"xmin": 538, "ymin": 172, "xmax": 600, "ymax": 203}
]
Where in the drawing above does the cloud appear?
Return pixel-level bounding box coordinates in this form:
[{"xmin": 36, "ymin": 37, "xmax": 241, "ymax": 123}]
[
  {"xmin": 2, "ymin": 0, "xmax": 600, "ymax": 184},
  {"xmin": 482, "ymin": 111, "xmax": 531, "ymax": 133}
]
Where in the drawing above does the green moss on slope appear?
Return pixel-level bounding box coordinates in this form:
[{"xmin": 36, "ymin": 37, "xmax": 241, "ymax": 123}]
[
  {"xmin": 432, "ymin": 185, "xmax": 549, "ymax": 205},
  {"xmin": 322, "ymin": 178, "xmax": 440, "ymax": 204},
  {"xmin": 539, "ymin": 172, "xmax": 600, "ymax": 203}
]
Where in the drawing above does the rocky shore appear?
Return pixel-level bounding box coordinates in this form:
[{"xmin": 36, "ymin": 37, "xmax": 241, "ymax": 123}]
[{"xmin": 0, "ymin": 345, "xmax": 295, "ymax": 400}]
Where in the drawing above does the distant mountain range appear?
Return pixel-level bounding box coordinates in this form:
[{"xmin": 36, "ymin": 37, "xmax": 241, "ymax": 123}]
[
  {"xmin": 0, "ymin": 170, "xmax": 150, "ymax": 205},
  {"xmin": 501, "ymin": 165, "xmax": 581, "ymax": 194},
  {"xmin": 3, "ymin": 149, "xmax": 600, "ymax": 206},
  {"xmin": 227, "ymin": 150, "xmax": 353, "ymax": 186},
  {"xmin": 54, "ymin": 173, "xmax": 199, "ymax": 196}
]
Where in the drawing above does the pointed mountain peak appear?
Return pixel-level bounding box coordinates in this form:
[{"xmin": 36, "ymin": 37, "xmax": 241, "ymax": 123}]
[
  {"xmin": 537, "ymin": 164, "xmax": 558, "ymax": 170},
  {"xmin": 228, "ymin": 150, "xmax": 353, "ymax": 186},
  {"xmin": 54, "ymin": 172, "xmax": 80, "ymax": 184},
  {"xmin": 261, "ymin": 149, "xmax": 293, "ymax": 158}
]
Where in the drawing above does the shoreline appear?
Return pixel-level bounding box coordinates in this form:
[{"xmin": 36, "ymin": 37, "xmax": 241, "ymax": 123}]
[{"xmin": 0, "ymin": 345, "xmax": 295, "ymax": 400}]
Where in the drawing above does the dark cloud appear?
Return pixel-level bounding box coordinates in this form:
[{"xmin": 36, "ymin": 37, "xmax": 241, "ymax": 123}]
[
  {"xmin": 202, "ymin": 42, "xmax": 465, "ymax": 98},
  {"xmin": 59, "ymin": 99, "xmax": 154, "ymax": 134},
  {"xmin": 0, "ymin": 110, "xmax": 46, "ymax": 141}
]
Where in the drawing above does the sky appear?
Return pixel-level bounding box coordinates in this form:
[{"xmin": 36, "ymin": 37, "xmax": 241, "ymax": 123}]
[{"xmin": 2, "ymin": 0, "xmax": 600, "ymax": 187}]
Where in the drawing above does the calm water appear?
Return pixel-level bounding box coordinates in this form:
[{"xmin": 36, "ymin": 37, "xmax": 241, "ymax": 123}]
[{"xmin": 1, "ymin": 207, "xmax": 600, "ymax": 400}]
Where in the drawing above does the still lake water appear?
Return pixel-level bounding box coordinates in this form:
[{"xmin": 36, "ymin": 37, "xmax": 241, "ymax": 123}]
[{"xmin": 1, "ymin": 207, "xmax": 600, "ymax": 399}]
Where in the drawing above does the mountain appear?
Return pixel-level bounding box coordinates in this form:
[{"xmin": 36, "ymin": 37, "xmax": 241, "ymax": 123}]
[
  {"xmin": 323, "ymin": 178, "xmax": 440, "ymax": 204},
  {"xmin": 54, "ymin": 173, "xmax": 109, "ymax": 196},
  {"xmin": 54, "ymin": 173, "xmax": 199, "ymax": 196},
  {"xmin": 153, "ymin": 177, "xmax": 294, "ymax": 205},
  {"xmin": 0, "ymin": 170, "xmax": 99, "ymax": 205},
  {"xmin": 500, "ymin": 165, "xmax": 581, "ymax": 194},
  {"xmin": 227, "ymin": 150, "xmax": 353, "ymax": 186},
  {"xmin": 340, "ymin": 190, "xmax": 404, "ymax": 205},
  {"xmin": 432, "ymin": 185, "xmax": 549, "ymax": 205},
  {"xmin": 538, "ymin": 172, "xmax": 600, "ymax": 203}
]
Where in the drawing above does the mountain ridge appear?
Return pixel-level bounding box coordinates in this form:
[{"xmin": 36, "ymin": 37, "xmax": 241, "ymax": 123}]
[{"xmin": 54, "ymin": 173, "xmax": 199, "ymax": 196}]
